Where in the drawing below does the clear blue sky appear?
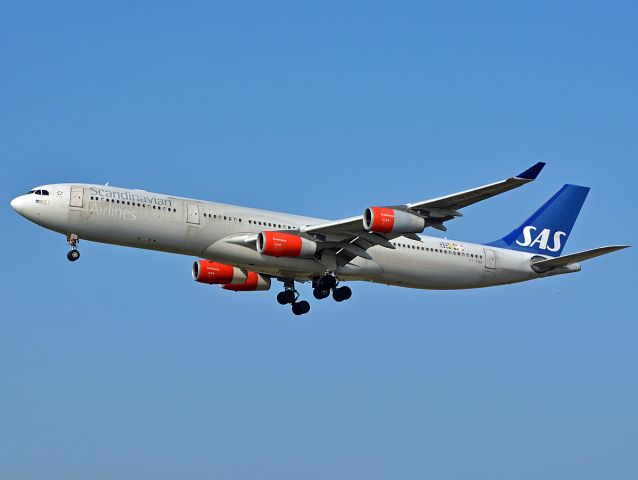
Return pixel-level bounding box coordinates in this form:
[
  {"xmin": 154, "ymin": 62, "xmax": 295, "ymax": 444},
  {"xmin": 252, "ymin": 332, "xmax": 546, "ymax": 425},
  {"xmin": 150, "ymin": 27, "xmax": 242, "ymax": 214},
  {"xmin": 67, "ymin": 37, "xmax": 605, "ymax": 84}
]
[{"xmin": 1, "ymin": 2, "xmax": 636, "ymax": 479}]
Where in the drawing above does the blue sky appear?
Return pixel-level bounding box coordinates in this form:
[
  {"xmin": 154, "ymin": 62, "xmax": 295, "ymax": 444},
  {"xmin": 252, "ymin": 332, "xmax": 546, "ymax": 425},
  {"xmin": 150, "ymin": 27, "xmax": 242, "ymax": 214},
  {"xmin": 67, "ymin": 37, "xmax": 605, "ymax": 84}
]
[{"xmin": 1, "ymin": 1, "xmax": 636, "ymax": 479}]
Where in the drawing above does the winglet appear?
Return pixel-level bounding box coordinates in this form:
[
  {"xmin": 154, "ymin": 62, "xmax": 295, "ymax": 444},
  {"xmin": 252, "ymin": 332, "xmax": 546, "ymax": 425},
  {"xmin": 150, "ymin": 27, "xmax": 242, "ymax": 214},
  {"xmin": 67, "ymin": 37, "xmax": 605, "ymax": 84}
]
[{"xmin": 516, "ymin": 162, "xmax": 546, "ymax": 180}]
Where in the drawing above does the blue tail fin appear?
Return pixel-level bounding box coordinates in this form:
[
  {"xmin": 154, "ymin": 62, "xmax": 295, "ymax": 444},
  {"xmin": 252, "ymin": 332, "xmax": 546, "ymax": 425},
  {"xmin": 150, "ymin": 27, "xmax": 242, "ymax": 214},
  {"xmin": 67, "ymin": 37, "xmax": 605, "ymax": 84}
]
[{"xmin": 487, "ymin": 184, "xmax": 590, "ymax": 256}]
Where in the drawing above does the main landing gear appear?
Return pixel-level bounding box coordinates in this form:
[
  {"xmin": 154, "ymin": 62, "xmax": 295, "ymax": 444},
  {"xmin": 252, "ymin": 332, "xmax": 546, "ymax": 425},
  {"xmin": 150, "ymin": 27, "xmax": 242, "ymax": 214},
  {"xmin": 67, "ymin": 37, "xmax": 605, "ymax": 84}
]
[
  {"xmin": 66, "ymin": 234, "xmax": 80, "ymax": 262},
  {"xmin": 313, "ymin": 275, "xmax": 352, "ymax": 303},
  {"xmin": 277, "ymin": 275, "xmax": 352, "ymax": 316},
  {"xmin": 277, "ymin": 280, "xmax": 311, "ymax": 316}
]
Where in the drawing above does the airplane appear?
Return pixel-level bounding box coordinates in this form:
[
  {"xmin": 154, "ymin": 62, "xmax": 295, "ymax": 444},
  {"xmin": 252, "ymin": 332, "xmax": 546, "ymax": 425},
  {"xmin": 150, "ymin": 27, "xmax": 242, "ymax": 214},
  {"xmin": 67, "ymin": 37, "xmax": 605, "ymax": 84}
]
[{"xmin": 10, "ymin": 163, "xmax": 629, "ymax": 315}]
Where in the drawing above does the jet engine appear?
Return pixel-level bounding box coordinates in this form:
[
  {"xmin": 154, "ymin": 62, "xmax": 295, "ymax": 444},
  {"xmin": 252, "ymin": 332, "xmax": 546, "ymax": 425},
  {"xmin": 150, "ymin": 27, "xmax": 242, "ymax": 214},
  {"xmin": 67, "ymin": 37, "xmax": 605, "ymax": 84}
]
[
  {"xmin": 256, "ymin": 231, "xmax": 317, "ymax": 257},
  {"xmin": 363, "ymin": 207, "xmax": 425, "ymax": 234},
  {"xmin": 192, "ymin": 259, "xmax": 248, "ymax": 285},
  {"xmin": 192, "ymin": 260, "xmax": 271, "ymax": 291}
]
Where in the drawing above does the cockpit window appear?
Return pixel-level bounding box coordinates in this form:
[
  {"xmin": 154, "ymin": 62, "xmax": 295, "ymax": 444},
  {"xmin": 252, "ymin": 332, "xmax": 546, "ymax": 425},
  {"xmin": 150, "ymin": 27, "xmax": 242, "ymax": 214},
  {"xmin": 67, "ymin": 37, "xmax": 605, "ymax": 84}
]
[
  {"xmin": 35, "ymin": 190, "xmax": 41, "ymax": 195},
  {"xmin": 27, "ymin": 190, "xmax": 35, "ymax": 194},
  {"xmin": 41, "ymin": 190, "xmax": 49, "ymax": 195}
]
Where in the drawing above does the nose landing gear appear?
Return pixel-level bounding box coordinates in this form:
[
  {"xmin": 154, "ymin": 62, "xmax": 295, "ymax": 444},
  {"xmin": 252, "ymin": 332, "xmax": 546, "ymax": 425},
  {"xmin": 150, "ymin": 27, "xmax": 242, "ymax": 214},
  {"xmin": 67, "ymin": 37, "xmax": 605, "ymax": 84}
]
[{"xmin": 66, "ymin": 234, "xmax": 80, "ymax": 262}]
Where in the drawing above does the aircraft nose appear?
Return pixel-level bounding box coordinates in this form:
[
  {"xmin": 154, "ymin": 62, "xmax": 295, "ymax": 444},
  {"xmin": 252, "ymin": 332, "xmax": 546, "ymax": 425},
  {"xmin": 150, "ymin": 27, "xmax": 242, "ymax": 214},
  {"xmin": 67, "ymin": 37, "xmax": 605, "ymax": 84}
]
[{"xmin": 10, "ymin": 195, "xmax": 25, "ymax": 213}]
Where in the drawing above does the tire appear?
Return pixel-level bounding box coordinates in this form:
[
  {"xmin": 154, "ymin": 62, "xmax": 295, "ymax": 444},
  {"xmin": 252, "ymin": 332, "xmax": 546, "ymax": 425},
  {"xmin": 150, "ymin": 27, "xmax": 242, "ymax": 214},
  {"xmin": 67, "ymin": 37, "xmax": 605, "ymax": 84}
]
[
  {"xmin": 67, "ymin": 250, "xmax": 80, "ymax": 262},
  {"xmin": 278, "ymin": 290, "xmax": 295, "ymax": 305},
  {"xmin": 297, "ymin": 300, "xmax": 310, "ymax": 315},
  {"xmin": 333, "ymin": 286, "xmax": 352, "ymax": 302},
  {"xmin": 282, "ymin": 290, "xmax": 296, "ymax": 304},
  {"xmin": 339, "ymin": 286, "xmax": 352, "ymax": 300},
  {"xmin": 313, "ymin": 288, "xmax": 330, "ymax": 300},
  {"xmin": 277, "ymin": 291, "xmax": 289, "ymax": 305}
]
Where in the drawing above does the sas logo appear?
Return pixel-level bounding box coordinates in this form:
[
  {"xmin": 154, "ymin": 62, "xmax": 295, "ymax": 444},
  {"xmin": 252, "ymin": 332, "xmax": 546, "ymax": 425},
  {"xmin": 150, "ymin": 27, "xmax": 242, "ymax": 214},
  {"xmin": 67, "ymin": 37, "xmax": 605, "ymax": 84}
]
[{"xmin": 516, "ymin": 226, "xmax": 566, "ymax": 252}]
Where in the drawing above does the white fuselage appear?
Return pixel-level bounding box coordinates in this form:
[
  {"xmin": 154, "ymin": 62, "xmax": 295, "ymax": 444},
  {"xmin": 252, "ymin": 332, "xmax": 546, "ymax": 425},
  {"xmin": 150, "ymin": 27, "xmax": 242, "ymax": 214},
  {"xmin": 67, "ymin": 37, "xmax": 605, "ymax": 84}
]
[{"xmin": 11, "ymin": 184, "xmax": 577, "ymax": 290}]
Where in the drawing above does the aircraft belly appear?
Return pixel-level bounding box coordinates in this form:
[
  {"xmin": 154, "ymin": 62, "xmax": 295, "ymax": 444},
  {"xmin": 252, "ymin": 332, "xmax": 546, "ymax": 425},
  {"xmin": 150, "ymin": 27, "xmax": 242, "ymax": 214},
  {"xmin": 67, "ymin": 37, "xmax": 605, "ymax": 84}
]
[{"xmin": 372, "ymin": 248, "xmax": 487, "ymax": 290}]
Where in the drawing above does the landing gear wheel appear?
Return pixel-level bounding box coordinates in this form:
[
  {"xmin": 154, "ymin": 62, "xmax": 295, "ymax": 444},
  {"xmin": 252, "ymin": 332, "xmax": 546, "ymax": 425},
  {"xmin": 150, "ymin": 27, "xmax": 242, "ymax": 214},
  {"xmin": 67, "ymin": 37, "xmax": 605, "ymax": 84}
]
[
  {"xmin": 277, "ymin": 290, "xmax": 296, "ymax": 305},
  {"xmin": 332, "ymin": 286, "xmax": 352, "ymax": 302},
  {"xmin": 319, "ymin": 275, "xmax": 337, "ymax": 290},
  {"xmin": 313, "ymin": 288, "xmax": 331, "ymax": 300},
  {"xmin": 67, "ymin": 250, "xmax": 80, "ymax": 262},
  {"xmin": 292, "ymin": 300, "xmax": 311, "ymax": 316}
]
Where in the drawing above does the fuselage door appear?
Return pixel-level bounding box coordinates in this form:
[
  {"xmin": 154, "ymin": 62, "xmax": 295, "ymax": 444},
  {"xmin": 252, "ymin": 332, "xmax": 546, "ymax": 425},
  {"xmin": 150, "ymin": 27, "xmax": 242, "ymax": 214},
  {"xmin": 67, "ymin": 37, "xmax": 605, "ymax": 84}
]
[
  {"xmin": 69, "ymin": 186, "xmax": 84, "ymax": 208},
  {"xmin": 484, "ymin": 248, "xmax": 496, "ymax": 269},
  {"xmin": 186, "ymin": 203, "xmax": 200, "ymax": 225}
]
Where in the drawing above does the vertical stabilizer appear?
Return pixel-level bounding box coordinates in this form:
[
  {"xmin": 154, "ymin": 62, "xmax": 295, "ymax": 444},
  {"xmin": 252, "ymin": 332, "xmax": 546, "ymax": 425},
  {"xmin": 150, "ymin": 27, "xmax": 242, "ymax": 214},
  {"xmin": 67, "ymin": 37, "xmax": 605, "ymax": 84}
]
[{"xmin": 487, "ymin": 184, "xmax": 589, "ymax": 256}]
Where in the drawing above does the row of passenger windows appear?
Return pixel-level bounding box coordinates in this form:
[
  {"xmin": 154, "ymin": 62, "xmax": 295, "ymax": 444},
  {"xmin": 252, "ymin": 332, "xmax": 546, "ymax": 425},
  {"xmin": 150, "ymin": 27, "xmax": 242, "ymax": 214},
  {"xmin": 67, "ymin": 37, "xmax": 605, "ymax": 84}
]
[
  {"xmin": 90, "ymin": 196, "xmax": 296, "ymax": 228},
  {"xmin": 27, "ymin": 189, "xmax": 49, "ymax": 195},
  {"xmin": 90, "ymin": 196, "xmax": 177, "ymax": 212},
  {"xmin": 201, "ymin": 212, "xmax": 296, "ymax": 229},
  {"xmin": 391, "ymin": 242, "xmax": 483, "ymax": 259}
]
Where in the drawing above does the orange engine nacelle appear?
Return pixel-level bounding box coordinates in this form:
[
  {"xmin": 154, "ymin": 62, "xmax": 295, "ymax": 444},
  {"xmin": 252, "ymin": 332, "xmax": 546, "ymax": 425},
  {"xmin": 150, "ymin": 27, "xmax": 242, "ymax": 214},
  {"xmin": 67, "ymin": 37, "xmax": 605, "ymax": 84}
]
[
  {"xmin": 363, "ymin": 207, "xmax": 426, "ymax": 234},
  {"xmin": 192, "ymin": 260, "xmax": 248, "ymax": 285},
  {"xmin": 256, "ymin": 231, "xmax": 317, "ymax": 257},
  {"xmin": 222, "ymin": 271, "xmax": 271, "ymax": 291},
  {"xmin": 192, "ymin": 260, "xmax": 271, "ymax": 291}
]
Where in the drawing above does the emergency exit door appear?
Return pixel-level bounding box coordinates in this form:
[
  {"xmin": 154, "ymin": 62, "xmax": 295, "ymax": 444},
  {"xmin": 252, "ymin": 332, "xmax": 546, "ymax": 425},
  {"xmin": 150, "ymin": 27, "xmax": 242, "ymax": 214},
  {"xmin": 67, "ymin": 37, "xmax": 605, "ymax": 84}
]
[
  {"xmin": 186, "ymin": 203, "xmax": 200, "ymax": 224},
  {"xmin": 69, "ymin": 186, "xmax": 84, "ymax": 207},
  {"xmin": 484, "ymin": 248, "xmax": 496, "ymax": 269}
]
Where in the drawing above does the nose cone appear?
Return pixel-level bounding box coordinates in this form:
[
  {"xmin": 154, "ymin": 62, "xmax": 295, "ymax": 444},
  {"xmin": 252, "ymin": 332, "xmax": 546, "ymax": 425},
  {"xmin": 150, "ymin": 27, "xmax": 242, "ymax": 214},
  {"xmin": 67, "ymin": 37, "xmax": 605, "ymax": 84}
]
[{"xmin": 10, "ymin": 195, "xmax": 25, "ymax": 214}]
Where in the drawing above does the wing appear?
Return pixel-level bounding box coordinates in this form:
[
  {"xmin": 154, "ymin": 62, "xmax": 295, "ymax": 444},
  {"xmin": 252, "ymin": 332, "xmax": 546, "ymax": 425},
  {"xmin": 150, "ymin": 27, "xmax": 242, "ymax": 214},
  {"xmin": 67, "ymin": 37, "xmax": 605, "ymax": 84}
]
[
  {"xmin": 302, "ymin": 162, "xmax": 545, "ymax": 236},
  {"xmin": 224, "ymin": 163, "xmax": 546, "ymax": 269}
]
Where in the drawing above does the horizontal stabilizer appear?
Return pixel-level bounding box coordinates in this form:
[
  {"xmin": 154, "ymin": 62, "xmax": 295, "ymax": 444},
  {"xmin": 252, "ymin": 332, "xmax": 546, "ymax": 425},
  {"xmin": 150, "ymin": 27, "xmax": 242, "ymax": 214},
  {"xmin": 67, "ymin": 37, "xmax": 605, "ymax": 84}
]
[{"xmin": 531, "ymin": 245, "xmax": 629, "ymax": 272}]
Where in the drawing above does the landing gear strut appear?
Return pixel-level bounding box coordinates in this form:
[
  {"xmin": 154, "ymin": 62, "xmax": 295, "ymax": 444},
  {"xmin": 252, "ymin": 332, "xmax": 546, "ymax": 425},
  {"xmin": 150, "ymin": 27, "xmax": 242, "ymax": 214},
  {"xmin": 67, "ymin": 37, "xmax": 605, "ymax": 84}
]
[
  {"xmin": 66, "ymin": 234, "xmax": 80, "ymax": 262},
  {"xmin": 313, "ymin": 275, "xmax": 353, "ymax": 303},
  {"xmin": 277, "ymin": 279, "xmax": 311, "ymax": 316}
]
